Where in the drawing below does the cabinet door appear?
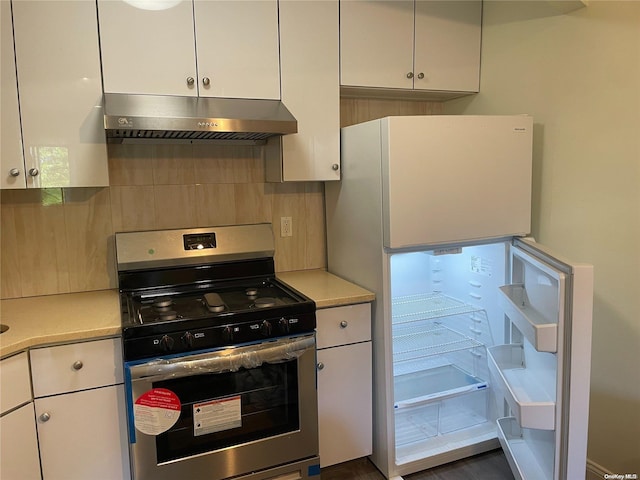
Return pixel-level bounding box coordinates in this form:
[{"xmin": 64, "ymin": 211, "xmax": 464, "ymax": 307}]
[
  {"xmin": 340, "ymin": 0, "xmax": 414, "ymax": 89},
  {"xmin": 317, "ymin": 341, "xmax": 372, "ymax": 467},
  {"xmin": 0, "ymin": 403, "xmax": 41, "ymax": 480},
  {"xmin": 12, "ymin": 0, "xmax": 108, "ymax": 188},
  {"xmin": 98, "ymin": 0, "xmax": 197, "ymax": 96},
  {"xmin": 267, "ymin": 0, "xmax": 339, "ymax": 181},
  {"xmin": 35, "ymin": 385, "xmax": 130, "ymax": 480},
  {"xmin": 0, "ymin": 0, "xmax": 25, "ymax": 189},
  {"xmin": 194, "ymin": 0, "xmax": 280, "ymax": 99},
  {"xmin": 414, "ymin": 0, "xmax": 482, "ymax": 92},
  {"xmin": 0, "ymin": 351, "xmax": 31, "ymax": 414}
]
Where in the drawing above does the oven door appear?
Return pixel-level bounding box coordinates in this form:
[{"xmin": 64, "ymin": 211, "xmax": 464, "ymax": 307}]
[{"xmin": 124, "ymin": 333, "xmax": 319, "ymax": 480}]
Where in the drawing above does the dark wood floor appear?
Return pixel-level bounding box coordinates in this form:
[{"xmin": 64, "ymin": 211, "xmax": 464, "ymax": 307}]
[{"xmin": 321, "ymin": 449, "xmax": 515, "ymax": 480}]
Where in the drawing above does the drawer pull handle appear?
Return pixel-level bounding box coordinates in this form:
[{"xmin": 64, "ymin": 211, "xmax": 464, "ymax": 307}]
[
  {"xmin": 340, "ymin": 321, "xmax": 348, "ymax": 329},
  {"xmin": 72, "ymin": 360, "xmax": 84, "ymax": 371},
  {"xmin": 317, "ymin": 362, "xmax": 324, "ymax": 370},
  {"xmin": 39, "ymin": 412, "xmax": 51, "ymax": 423}
]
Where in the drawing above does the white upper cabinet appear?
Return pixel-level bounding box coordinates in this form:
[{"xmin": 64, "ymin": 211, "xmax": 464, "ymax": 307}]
[
  {"xmin": 0, "ymin": 0, "xmax": 25, "ymax": 189},
  {"xmin": 194, "ymin": 0, "xmax": 280, "ymax": 99},
  {"xmin": 98, "ymin": 0, "xmax": 280, "ymax": 99},
  {"xmin": 340, "ymin": 0, "xmax": 415, "ymax": 90},
  {"xmin": 266, "ymin": 0, "xmax": 340, "ymax": 181},
  {"xmin": 98, "ymin": 0, "xmax": 197, "ymax": 97},
  {"xmin": 10, "ymin": 0, "xmax": 108, "ymax": 188},
  {"xmin": 340, "ymin": 0, "xmax": 482, "ymax": 96},
  {"xmin": 414, "ymin": 1, "xmax": 482, "ymax": 92}
]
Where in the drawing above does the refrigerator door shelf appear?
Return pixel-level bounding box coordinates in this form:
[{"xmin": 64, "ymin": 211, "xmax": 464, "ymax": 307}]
[
  {"xmin": 487, "ymin": 344, "xmax": 555, "ymax": 430},
  {"xmin": 497, "ymin": 417, "xmax": 554, "ymax": 480},
  {"xmin": 498, "ymin": 285, "xmax": 558, "ymax": 352}
]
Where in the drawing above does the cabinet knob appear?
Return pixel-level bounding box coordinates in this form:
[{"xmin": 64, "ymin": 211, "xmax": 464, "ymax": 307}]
[
  {"xmin": 39, "ymin": 412, "xmax": 51, "ymax": 423},
  {"xmin": 406, "ymin": 72, "xmax": 414, "ymax": 79},
  {"xmin": 72, "ymin": 360, "xmax": 84, "ymax": 371},
  {"xmin": 186, "ymin": 77, "xmax": 195, "ymax": 86},
  {"xmin": 28, "ymin": 168, "xmax": 39, "ymax": 177},
  {"xmin": 331, "ymin": 163, "xmax": 339, "ymax": 171},
  {"xmin": 317, "ymin": 362, "xmax": 324, "ymax": 371},
  {"xmin": 9, "ymin": 168, "xmax": 20, "ymax": 177},
  {"xmin": 202, "ymin": 77, "xmax": 211, "ymax": 87},
  {"xmin": 417, "ymin": 72, "xmax": 425, "ymax": 79},
  {"xmin": 340, "ymin": 320, "xmax": 348, "ymax": 329}
]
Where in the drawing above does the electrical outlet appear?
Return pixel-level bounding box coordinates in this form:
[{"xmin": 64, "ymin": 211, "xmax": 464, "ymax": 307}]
[{"xmin": 280, "ymin": 217, "xmax": 293, "ymax": 237}]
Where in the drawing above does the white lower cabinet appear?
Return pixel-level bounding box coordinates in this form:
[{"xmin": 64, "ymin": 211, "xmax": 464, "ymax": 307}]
[
  {"xmin": 0, "ymin": 351, "xmax": 40, "ymax": 479},
  {"xmin": 35, "ymin": 385, "xmax": 130, "ymax": 480},
  {"xmin": 30, "ymin": 338, "xmax": 130, "ymax": 480},
  {"xmin": 0, "ymin": 402, "xmax": 40, "ymax": 480},
  {"xmin": 316, "ymin": 303, "xmax": 372, "ymax": 467}
]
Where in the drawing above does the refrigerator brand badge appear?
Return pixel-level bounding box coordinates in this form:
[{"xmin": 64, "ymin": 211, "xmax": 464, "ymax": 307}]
[
  {"xmin": 118, "ymin": 117, "xmax": 133, "ymax": 127},
  {"xmin": 433, "ymin": 247, "xmax": 462, "ymax": 256}
]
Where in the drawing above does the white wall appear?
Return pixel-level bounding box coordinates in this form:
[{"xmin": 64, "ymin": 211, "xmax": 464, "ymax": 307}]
[{"xmin": 446, "ymin": 1, "xmax": 640, "ymax": 473}]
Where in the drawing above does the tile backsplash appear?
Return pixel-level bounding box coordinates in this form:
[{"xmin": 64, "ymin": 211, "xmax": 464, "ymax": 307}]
[
  {"xmin": 1, "ymin": 97, "xmax": 442, "ymax": 299},
  {"xmin": 1, "ymin": 144, "xmax": 325, "ymax": 299}
]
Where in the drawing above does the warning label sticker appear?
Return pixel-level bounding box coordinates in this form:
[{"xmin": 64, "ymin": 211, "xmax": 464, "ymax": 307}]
[
  {"xmin": 134, "ymin": 388, "xmax": 181, "ymax": 436},
  {"xmin": 471, "ymin": 255, "xmax": 493, "ymax": 277},
  {"xmin": 193, "ymin": 395, "xmax": 242, "ymax": 437}
]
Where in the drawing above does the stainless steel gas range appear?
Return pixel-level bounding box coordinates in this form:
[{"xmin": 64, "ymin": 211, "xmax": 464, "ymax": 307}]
[{"xmin": 115, "ymin": 224, "xmax": 320, "ymax": 480}]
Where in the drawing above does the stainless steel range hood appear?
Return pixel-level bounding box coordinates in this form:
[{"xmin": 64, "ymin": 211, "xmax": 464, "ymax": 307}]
[{"xmin": 103, "ymin": 93, "xmax": 297, "ymax": 145}]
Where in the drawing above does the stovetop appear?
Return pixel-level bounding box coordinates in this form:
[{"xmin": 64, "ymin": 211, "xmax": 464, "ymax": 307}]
[
  {"xmin": 120, "ymin": 276, "xmax": 316, "ymax": 361},
  {"xmin": 129, "ymin": 279, "xmax": 303, "ymax": 323},
  {"xmin": 115, "ymin": 224, "xmax": 316, "ymax": 361}
]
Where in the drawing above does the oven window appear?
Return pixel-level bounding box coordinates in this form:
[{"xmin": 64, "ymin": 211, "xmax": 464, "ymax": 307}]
[{"xmin": 153, "ymin": 360, "xmax": 299, "ymax": 463}]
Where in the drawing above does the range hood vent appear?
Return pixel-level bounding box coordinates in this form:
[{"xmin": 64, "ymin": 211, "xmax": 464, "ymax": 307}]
[{"xmin": 103, "ymin": 93, "xmax": 297, "ymax": 145}]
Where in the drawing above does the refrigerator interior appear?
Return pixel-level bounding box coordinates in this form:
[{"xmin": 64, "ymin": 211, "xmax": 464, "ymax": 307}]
[
  {"xmin": 389, "ymin": 241, "xmax": 507, "ymax": 465},
  {"xmin": 389, "ymin": 240, "xmax": 561, "ymax": 476}
]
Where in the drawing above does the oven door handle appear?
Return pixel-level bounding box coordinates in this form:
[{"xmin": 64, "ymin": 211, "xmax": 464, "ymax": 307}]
[{"xmin": 127, "ymin": 334, "xmax": 315, "ymax": 383}]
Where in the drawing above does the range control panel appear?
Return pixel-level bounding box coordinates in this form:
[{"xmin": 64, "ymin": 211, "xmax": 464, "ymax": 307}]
[{"xmin": 122, "ymin": 313, "xmax": 315, "ymax": 361}]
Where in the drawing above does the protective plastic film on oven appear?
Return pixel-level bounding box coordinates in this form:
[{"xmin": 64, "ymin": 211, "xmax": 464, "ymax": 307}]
[{"xmin": 125, "ymin": 334, "xmax": 314, "ymax": 464}]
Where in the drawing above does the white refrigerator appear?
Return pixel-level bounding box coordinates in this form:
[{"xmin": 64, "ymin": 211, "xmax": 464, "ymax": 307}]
[{"xmin": 325, "ymin": 115, "xmax": 593, "ymax": 480}]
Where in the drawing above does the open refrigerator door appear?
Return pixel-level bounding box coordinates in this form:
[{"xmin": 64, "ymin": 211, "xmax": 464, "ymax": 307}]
[
  {"xmin": 385, "ymin": 238, "xmax": 592, "ymax": 479},
  {"xmin": 491, "ymin": 238, "xmax": 593, "ymax": 480}
]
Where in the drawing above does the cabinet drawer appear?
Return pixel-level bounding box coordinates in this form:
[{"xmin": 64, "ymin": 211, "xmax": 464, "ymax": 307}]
[
  {"xmin": 316, "ymin": 303, "xmax": 371, "ymax": 349},
  {"xmin": 0, "ymin": 352, "xmax": 32, "ymax": 414},
  {"xmin": 31, "ymin": 338, "xmax": 123, "ymax": 398}
]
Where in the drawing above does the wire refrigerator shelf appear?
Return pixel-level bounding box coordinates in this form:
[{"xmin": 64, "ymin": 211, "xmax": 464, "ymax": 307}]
[
  {"xmin": 392, "ymin": 293, "xmax": 484, "ymax": 325},
  {"xmin": 393, "ymin": 325, "xmax": 484, "ymax": 363}
]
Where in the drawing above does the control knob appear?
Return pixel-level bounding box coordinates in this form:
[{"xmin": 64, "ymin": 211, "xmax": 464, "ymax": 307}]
[
  {"xmin": 159, "ymin": 335, "xmax": 175, "ymax": 352},
  {"xmin": 181, "ymin": 331, "xmax": 195, "ymax": 348},
  {"xmin": 260, "ymin": 320, "xmax": 272, "ymax": 336},
  {"xmin": 278, "ymin": 317, "xmax": 290, "ymax": 334},
  {"xmin": 222, "ymin": 326, "xmax": 234, "ymax": 343}
]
